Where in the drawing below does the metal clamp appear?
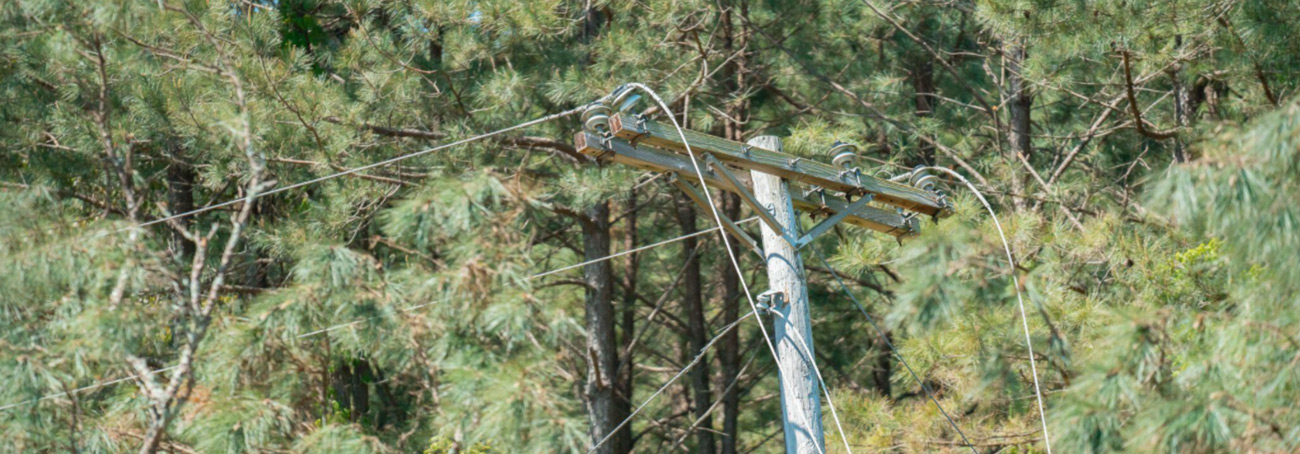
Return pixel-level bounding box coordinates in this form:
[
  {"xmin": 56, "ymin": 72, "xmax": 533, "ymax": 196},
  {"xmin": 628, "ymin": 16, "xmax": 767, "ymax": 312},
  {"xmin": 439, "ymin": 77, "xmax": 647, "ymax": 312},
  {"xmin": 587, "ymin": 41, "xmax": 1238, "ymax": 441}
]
[{"xmin": 757, "ymin": 290, "xmax": 786, "ymax": 315}]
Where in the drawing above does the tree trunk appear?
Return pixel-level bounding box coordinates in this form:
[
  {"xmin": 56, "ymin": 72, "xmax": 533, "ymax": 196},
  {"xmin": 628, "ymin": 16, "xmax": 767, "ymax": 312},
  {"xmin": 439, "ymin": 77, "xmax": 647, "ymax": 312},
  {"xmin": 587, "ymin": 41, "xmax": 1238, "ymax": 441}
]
[
  {"xmin": 165, "ymin": 161, "xmax": 195, "ymax": 262},
  {"xmin": 615, "ymin": 189, "xmax": 639, "ymax": 454},
  {"xmin": 674, "ymin": 191, "xmax": 716, "ymax": 454},
  {"xmin": 1005, "ymin": 42, "xmax": 1033, "ymax": 210},
  {"xmin": 718, "ymin": 192, "xmax": 743, "ymax": 454},
  {"xmin": 873, "ymin": 331, "xmax": 893, "ymax": 397},
  {"xmin": 908, "ymin": 16, "xmax": 937, "ymax": 166},
  {"xmin": 718, "ymin": 3, "xmax": 749, "ymax": 453},
  {"xmin": 584, "ymin": 201, "xmax": 625, "ymax": 454},
  {"xmin": 579, "ymin": 6, "xmax": 627, "ymax": 453},
  {"xmin": 1170, "ymin": 35, "xmax": 1191, "ymax": 163}
]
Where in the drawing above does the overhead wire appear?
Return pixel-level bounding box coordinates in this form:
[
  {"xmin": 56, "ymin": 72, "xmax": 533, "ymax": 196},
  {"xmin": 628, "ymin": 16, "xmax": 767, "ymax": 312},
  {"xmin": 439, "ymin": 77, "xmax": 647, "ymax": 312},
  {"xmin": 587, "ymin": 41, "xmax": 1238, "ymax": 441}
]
[
  {"xmin": 915, "ymin": 166, "xmax": 1054, "ymax": 453},
  {"xmin": 0, "ymin": 212, "xmax": 753, "ymax": 413},
  {"xmin": 4, "ymin": 106, "xmax": 591, "ymax": 267},
  {"xmin": 587, "ymin": 312, "xmax": 755, "ymax": 454},
  {"xmin": 619, "ymin": 83, "xmax": 843, "ymax": 454},
  {"xmin": 812, "ymin": 250, "xmax": 979, "ymax": 454},
  {"xmin": 124, "ymin": 106, "xmax": 590, "ymax": 235},
  {"xmin": 1, "ymin": 104, "xmax": 591, "ymax": 412}
]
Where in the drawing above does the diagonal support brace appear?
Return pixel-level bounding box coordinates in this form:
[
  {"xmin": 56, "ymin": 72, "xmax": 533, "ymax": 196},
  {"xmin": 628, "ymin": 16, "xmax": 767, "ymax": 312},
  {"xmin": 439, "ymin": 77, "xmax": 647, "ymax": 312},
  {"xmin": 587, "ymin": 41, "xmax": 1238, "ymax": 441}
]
[
  {"xmin": 669, "ymin": 175, "xmax": 765, "ymax": 259},
  {"xmin": 793, "ymin": 194, "xmax": 875, "ymax": 248},
  {"xmin": 702, "ymin": 154, "xmax": 799, "ymax": 246}
]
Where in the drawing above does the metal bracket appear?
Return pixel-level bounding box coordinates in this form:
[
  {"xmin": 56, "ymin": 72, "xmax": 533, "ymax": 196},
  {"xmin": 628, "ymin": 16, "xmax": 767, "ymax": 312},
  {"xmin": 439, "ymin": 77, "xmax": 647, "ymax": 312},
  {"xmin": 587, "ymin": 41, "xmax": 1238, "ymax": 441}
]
[
  {"xmin": 668, "ymin": 175, "xmax": 765, "ymax": 260},
  {"xmin": 701, "ymin": 154, "xmax": 800, "ymax": 246},
  {"xmin": 793, "ymin": 194, "xmax": 875, "ymax": 249},
  {"xmin": 756, "ymin": 290, "xmax": 786, "ymax": 315}
]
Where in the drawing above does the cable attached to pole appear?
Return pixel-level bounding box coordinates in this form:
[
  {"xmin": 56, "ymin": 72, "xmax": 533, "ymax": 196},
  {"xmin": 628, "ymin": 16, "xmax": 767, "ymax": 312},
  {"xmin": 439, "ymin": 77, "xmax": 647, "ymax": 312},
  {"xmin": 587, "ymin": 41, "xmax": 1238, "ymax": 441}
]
[
  {"xmin": 621, "ymin": 82, "xmax": 842, "ymax": 454},
  {"xmin": 918, "ymin": 166, "xmax": 1053, "ymax": 454}
]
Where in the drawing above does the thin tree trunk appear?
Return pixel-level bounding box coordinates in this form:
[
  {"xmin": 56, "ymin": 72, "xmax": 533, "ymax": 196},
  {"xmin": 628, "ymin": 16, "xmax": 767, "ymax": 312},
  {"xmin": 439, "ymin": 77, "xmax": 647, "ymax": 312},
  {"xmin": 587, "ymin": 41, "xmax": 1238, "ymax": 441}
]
[
  {"xmin": 908, "ymin": 16, "xmax": 937, "ymax": 166},
  {"xmin": 674, "ymin": 191, "xmax": 716, "ymax": 454},
  {"xmin": 579, "ymin": 5, "xmax": 627, "ymax": 452},
  {"xmin": 166, "ymin": 161, "xmax": 195, "ymax": 262},
  {"xmin": 615, "ymin": 189, "xmax": 639, "ymax": 454},
  {"xmin": 873, "ymin": 331, "xmax": 893, "ymax": 397},
  {"xmin": 1170, "ymin": 35, "xmax": 1191, "ymax": 163},
  {"xmin": 1005, "ymin": 42, "xmax": 1033, "ymax": 210},
  {"xmin": 584, "ymin": 201, "xmax": 625, "ymax": 454},
  {"xmin": 718, "ymin": 3, "xmax": 749, "ymax": 453}
]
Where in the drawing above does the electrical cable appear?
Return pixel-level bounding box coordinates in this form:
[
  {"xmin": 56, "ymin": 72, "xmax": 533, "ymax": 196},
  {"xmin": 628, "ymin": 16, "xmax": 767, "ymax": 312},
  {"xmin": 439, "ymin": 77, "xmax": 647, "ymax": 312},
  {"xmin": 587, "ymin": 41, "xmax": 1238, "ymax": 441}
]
[
  {"xmin": 0, "ymin": 214, "xmax": 752, "ymax": 412},
  {"xmin": 4, "ymin": 107, "xmax": 590, "ymax": 267},
  {"xmin": 914, "ymin": 166, "xmax": 1053, "ymax": 454},
  {"xmin": 125, "ymin": 106, "xmax": 589, "ymax": 235},
  {"xmin": 765, "ymin": 310, "xmax": 855, "ymax": 454},
  {"xmin": 0, "ymin": 106, "xmax": 589, "ymax": 412},
  {"xmin": 529, "ymin": 217, "xmax": 758, "ymax": 280},
  {"xmin": 620, "ymin": 83, "xmax": 838, "ymax": 454},
  {"xmin": 812, "ymin": 250, "xmax": 979, "ymax": 454},
  {"xmin": 586, "ymin": 312, "xmax": 754, "ymax": 454},
  {"xmin": 0, "ymin": 366, "xmax": 181, "ymax": 412}
]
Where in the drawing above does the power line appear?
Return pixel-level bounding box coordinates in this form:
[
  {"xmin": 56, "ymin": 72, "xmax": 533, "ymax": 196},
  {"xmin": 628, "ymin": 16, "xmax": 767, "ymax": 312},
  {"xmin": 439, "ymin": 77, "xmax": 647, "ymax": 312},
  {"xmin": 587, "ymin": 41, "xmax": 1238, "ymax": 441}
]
[
  {"xmin": 4, "ymin": 106, "xmax": 590, "ymax": 268},
  {"xmin": 125, "ymin": 106, "xmax": 589, "ymax": 235},
  {"xmin": 812, "ymin": 250, "xmax": 979, "ymax": 454},
  {"xmin": 587, "ymin": 312, "xmax": 754, "ymax": 454},
  {"xmin": 528, "ymin": 217, "xmax": 758, "ymax": 280},
  {"xmin": 916, "ymin": 166, "xmax": 1054, "ymax": 453},
  {"xmin": 0, "ymin": 106, "xmax": 590, "ymax": 412},
  {"xmin": 0, "ymin": 210, "xmax": 748, "ymax": 413},
  {"xmin": 0, "ymin": 366, "xmax": 181, "ymax": 412}
]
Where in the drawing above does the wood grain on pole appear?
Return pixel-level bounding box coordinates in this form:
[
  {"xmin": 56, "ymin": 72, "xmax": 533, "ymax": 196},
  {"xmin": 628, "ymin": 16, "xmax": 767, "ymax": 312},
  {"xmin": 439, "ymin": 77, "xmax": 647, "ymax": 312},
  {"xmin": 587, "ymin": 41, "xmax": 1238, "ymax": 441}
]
[{"xmin": 749, "ymin": 135, "xmax": 826, "ymax": 454}]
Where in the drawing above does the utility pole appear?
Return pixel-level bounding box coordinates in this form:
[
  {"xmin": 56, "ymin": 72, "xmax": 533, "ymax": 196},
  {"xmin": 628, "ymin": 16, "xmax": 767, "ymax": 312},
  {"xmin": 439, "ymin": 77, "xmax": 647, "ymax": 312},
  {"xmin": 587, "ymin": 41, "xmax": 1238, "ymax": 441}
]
[
  {"xmin": 748, "ymin": 135, "xmax": 824, "ymax": 453},
  {"xmin": 574, "ymin": 93, "xmax": 951, "ymax": 454}
]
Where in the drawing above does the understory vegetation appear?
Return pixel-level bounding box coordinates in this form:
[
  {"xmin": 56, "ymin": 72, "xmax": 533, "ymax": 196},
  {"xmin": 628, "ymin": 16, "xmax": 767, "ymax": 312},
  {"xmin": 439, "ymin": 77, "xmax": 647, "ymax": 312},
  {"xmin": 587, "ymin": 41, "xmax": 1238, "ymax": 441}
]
[{"xmin": 2, "ymin": 0, "xmax": 1298, "ymax": 453}]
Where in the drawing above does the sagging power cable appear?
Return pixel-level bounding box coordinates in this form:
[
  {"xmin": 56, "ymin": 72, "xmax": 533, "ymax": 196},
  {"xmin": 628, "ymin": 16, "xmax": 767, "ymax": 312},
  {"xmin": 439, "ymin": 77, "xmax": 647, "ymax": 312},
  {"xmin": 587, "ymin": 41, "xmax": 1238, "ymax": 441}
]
[
  {"xmin": 913, "ymin": 166, "xmax": 1054, "ymax": 453},
  {"xmin": 2, "ymin": 105, "xmax": 591, "ymax": 412}
]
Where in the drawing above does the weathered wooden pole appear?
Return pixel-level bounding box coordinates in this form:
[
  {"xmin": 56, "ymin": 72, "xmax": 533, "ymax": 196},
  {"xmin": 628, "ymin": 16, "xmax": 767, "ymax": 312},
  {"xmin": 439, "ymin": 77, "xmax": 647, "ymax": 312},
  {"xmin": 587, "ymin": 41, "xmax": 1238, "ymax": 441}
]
[{"xmin": 748, "ymin": 135, "xmax": 825, "ymax": 453}]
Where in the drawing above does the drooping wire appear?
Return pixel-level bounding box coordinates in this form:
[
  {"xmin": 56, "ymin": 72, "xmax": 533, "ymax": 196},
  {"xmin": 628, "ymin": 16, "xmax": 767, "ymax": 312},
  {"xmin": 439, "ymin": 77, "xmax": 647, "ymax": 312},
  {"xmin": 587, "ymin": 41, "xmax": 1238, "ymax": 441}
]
[
  {"xmin": 529, "ymin": 217, "xmax": 758, "ymax": 280},
  {"xmin": 0, "ymin": 366, "xmax": 181, "ymax": 412},
  {"xmin": 3, "ymin": 106, "xmax": 590, "ymax": 265},
  {"xmin": 125, "ymin": 106, "xmax": 590, "ymax": 235},
  {"xmin": 586, "ymin": 312, "xmax": 754, "ymax": 454},
  {"xmin": 764, "ymin": 309, "xmax": 856, "ymax": 454},
  {"xmin": 0, "ymin": 213, "xmax": 750, "ymax": 412},
  {"xmin": 620, "ymin": 83, "xmax": 841, "ymax": 454},
  {"xmin": 0, "ymin": 105, "xmax": 590, "ymax": 412},
  {"xmin": 915, "ymin": 166, "xmax": 1053, "ymax": 453},
  {"xmin": 811, "ymin": 250, "xmax": 979, "ymax": 454}
]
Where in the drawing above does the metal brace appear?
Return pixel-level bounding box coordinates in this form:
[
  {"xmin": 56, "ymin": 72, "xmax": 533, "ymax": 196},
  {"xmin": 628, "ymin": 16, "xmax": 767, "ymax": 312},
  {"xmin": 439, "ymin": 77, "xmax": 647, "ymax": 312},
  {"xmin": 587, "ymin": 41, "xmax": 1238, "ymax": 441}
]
[
  {"xmin": 668, "ymin": 175, "xmax": 765, "ymax": 260},
  {"xmin": 700, "ymin": 154, "xmax": 800, "ymax": 246},
  {"xmin": 792, "ymin": 194, "xmax": 875, "ymax": 249}
]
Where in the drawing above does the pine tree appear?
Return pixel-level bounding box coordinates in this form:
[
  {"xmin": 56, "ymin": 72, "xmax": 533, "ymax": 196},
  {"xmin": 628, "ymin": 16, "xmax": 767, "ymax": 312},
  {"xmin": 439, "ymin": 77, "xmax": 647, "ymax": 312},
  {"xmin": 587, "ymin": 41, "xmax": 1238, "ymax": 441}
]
[{"xmin": 3, "ymin": 0, "xmax": 1299, "ymax": 453}]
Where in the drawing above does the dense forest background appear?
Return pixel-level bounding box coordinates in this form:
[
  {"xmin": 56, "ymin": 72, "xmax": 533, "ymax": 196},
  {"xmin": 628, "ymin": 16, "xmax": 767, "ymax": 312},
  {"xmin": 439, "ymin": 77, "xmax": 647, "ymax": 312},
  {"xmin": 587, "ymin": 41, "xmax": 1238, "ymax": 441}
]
[{"xmin": 3, "ymin": 0, "xmax": 1299, "ymax": 452}]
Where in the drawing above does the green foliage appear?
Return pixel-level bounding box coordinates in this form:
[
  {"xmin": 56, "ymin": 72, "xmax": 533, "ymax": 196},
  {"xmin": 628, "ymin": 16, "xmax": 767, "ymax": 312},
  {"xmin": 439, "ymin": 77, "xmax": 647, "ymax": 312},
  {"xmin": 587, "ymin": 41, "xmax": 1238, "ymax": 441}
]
[{"xmin": 3, "ymin": 0, "xmax": 1299, "ymax": 452}]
